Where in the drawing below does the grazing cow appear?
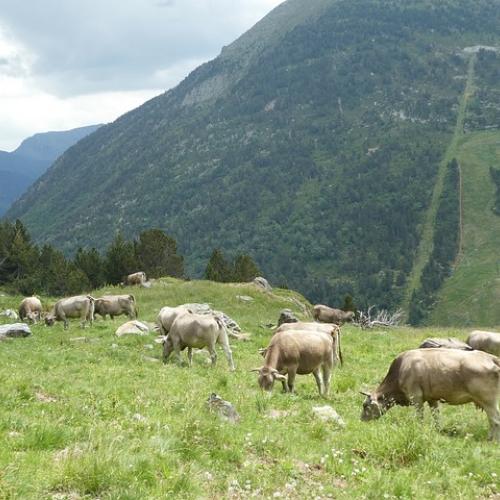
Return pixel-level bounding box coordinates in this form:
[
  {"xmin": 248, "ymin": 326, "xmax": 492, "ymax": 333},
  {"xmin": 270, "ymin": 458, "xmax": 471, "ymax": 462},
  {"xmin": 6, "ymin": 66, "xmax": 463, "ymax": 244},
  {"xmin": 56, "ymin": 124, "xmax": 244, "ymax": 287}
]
[
  {"xmin": 419, "ymin": 337, "xmax": 472, "ymax": 351},
  {"xmin": 18, "ymin": 296, "xmax": 43, "ymax": 323},
  {"xmin": 45, "ymin": 295, "xmax": 95, "ymax": 330},
  {"xmin": 313, "ymin": 304, "xmax": 354, "ymax": 325},
  {"xmin": 274, "ymin": 321, "xmax": 343, "ymax": 365},
  {"xmin": 253, "ymin": 329, "xmax": 336, "ymax": 397},
  {"xmin": 157, "ymin": 305, "xmax": 192, "ymax": 335},
  {"xmin": 94, "ymin": 295, "xmax": 137, "ymax": 320},
  {"xmin": 467, "ymin": 330, "xmax": 500, "ymax": 357},
  {"xmin": 162, "ymin": 313, "xmax": 235, "ymax": 370},
  {"xmin": 360, "ymin": 348, "xmax": 500, "ymax": 441},
  {"xmin": 124, "ymin": 272, "xmax": 147, "ymax": 286}
]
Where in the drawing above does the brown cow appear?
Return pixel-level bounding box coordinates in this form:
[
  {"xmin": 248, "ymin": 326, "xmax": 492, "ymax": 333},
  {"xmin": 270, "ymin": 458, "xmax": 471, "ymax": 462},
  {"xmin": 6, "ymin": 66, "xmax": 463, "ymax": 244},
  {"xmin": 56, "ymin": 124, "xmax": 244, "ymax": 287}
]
[
  {"xmin": 18, "ymin": 296, "xmax": 43, "ymax": 323},
  {"xmin": 45, "ymin": 295, "xmax": 95, "ymax": 330},
  {"xmin": 466, "ymin": 330, "xmax": 500, "ymax": 357},
  {"xmin": 253, "ymin": 329, "xmax": 336, "ymax": 396},
  {"xmin": 94, "ymin": 295, "xmax": 137, "ymax": 320},
  {"xmin": 360, "ymin": 348, "xmax": 500, "ymax": 441},
  {"xmin": 313, "ymin": 304, "xmax": 354, "ymax": 325},
  {"xmin": 162, "ymin": 313, "xmax": 235, "ymax": 370},
  {"xmin": 124, "ymin": 272, "xmax": 147, "ymax": 286}
]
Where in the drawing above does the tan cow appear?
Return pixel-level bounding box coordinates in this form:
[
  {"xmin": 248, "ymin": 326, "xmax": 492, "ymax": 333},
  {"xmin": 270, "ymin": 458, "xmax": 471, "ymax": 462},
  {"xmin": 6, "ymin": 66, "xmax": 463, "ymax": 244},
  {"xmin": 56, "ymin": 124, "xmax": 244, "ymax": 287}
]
[
  {"xmin": 18, "ymin": 296, "xmax": 43, "ymax": 323},
  {"xmin": 162, "ymin": 313, "xmax": 235, "ymax": 370},
  {"xmin": 253, "ymin": 329, "xmax": 336, "ymax": 397},
  {"xmin": 313, "ymin": 304, "xmax": 354, "ymax": 325},
  {"xmin": 45, "ymin": 295, "xmax": 95, "ymax": 330},
  {"xmin": 467, "ymin": 330, "xmax": 500, "ymax": 357},
  {"xmin": 94, "ymin": 295, "xmax": 137, "ymax": 320},
  {"xmin": 360, "ymin": 348, "xmax": 500, "ymax": 441},
  {"xmin": 274, "ymin": 321, "xmax": 343, "ymax": 365},
  {"xmin": 157, "ymin": 305, "xmax": 192, "ymax": 335},
  {"xmin": 124, "ymin": 272, "xmax": 147, "ymax": 286}
]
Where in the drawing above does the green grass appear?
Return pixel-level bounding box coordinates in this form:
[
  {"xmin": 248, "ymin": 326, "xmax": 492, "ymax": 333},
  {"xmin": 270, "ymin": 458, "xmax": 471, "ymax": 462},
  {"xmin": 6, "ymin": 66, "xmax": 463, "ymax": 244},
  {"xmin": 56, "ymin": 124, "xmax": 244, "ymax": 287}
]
[
  {"xmin": 0, "ymin": 279, "xmax": 499, "ymax": 498},
  {"xmin": 431, "ymin": 130, "xmax": 500, "ymax": 326}
]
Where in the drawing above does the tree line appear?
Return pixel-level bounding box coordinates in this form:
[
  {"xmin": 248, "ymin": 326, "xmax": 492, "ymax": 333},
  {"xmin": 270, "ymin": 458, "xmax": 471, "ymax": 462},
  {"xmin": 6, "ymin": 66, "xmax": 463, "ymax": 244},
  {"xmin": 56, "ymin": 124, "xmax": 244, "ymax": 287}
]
[{"xmin": 0, "ymin": 221, "xmax": 260, "ymax": 297}]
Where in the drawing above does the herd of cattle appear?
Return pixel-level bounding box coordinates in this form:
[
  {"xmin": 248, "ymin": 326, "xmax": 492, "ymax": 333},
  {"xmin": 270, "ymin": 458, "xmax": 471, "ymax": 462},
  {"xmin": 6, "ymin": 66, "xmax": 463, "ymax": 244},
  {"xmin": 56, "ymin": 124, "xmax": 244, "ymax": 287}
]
[{"xmin": 12, "ymin": 280, "xmax": 500, "ymax": 442}]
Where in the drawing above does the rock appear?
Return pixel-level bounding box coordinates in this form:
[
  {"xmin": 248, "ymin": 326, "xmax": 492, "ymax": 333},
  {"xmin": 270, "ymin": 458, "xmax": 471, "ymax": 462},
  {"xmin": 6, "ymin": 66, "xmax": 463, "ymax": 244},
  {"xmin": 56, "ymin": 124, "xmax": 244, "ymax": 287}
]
[
  {"xmin": 253, "ymin": 276, "xmax": 272, "ymax": 291},
  {"xmin": 206, "ymin": 393, "xmax": 240, "ymax": 424},
  {"xmin": 266, "ymin": 409, "xmax": 295, "ymax": 419},
  {"xmin": 312, "ymin": 406, "xmax": 345, "ymax": 427},
  {"xmin": 140, "ymin": 281, "xmax": 152, "ymax": 288},
  {"xmin": 419, "ymin": 338, "xmax": 473, "ymax": 350},
  {"xmin": 143, "ymin": 355, "xmax": 160, "ymax": 363},
  {"xmin": 0, "ymin": 309, "xmax": 19, "ymax": 320},
  {"xmin": 182, "ymin": 303, "xmax": 242, "ymax": 333},
  {"xmin": 0, "ymin": 323, "xmax": 32, "ymax": 340},
  {"xmin": 236, "ymin": 295, "xmax": 254, "ymax": 302},
  {"xmin": 115, "ymin": 320, "xmax": 151, "ymax": 337},
  {"xmin": 277, "ymin": 309, "xmax": 299, "ymax": 326}
]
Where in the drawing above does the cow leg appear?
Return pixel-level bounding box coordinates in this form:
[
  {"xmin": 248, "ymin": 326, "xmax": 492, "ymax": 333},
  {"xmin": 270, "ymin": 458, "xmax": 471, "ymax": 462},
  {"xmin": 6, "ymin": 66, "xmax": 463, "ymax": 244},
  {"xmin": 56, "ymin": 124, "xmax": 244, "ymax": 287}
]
[
  {"xmin": 483, "ymin": 403, "xmax": 500, "ymax": 442},
  {"xmin": 428, "ymin": 401, "xmax": 441, "ymax": 428},
  {"xmin": 287, "ymin": 368, "xmax": 297, "ymax": 393},
  {"xmin": 207, "ymin": 343, "xmax": 218, "ymax": 367},
  {"xmin": 322, "ymin": 362, "xmax": 332, "ymax": 398},
  {"xmin": 312, "ymin": 368, "xmax": 323, "ymax": 396},
  {"xmin": 187, "ymin": 347, "xmax": 193, "ymax": 367},
  {"xmin": 218, "ymin": 334, "xmax": 235, "ymax": 371},
  {"xmin": 162, "ymin": 342, "xmax": 173, "ymax": 364}
]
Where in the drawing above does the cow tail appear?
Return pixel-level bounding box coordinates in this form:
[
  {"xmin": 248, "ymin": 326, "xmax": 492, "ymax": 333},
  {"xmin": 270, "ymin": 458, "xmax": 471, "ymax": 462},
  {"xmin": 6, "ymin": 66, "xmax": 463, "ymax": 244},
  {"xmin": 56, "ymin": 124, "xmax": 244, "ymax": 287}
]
[
  {"xmin": 87, "ymin": 295, "xmax": 95, "ymax": 322},
  {"xmin": 332, "ymin": 326, "xmax": 343, "ymax": 366}
]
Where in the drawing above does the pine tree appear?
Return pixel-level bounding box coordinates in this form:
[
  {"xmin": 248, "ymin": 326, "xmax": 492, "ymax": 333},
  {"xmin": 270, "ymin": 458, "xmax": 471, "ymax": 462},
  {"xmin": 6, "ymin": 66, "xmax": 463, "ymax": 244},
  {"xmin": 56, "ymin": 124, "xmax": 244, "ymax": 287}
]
[
  {"xmin": 105, "ymin": 233, "xmax": 138, "ymax": 284},
  {"xmin": 134, "ymin": 229, "xmax": 184, "ymax": 279},
  {"xmin": 204, "ymin": 249, "xmax": 233, "ymax": 282},
  {"xmin": 233, "ymin": 254, "xmax": 260, "ymax": 282},
  {"xmin": 74, "ymin": 247, "xmax": 106, "ymax": 289}
]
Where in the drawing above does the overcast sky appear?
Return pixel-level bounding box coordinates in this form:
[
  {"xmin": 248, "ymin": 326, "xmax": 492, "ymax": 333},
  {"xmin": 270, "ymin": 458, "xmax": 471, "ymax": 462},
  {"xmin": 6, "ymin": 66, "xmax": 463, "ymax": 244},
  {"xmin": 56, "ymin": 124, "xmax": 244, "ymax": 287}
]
[{"xmin": 0, "ymin": 0, "xmax": 283, "ymax": 151}]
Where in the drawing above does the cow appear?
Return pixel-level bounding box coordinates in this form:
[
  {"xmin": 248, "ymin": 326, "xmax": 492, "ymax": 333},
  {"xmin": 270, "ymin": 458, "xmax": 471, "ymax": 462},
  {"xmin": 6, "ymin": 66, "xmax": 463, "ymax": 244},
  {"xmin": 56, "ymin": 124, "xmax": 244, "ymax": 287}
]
[
  {"xmin": 124, "ymin": 272, "xmax": 147, "ymax": 286},
  {"xmin": 157, "ymin": 305, "xmax": 192, "ymax": 335},
  {"xmin": 466, "ymin": 330, "xmax": 500, "ymax": 357},
  {"xmin": 94, "ymin": 295, "xmax": 137, "ymax": 320},
  {"xmin": 360, "ymin": 348, "xmax": 500, "ymax": 441},
  {"xmin": 45, "ymin": 295, "xmax": 95, "ymax": 330},
  {"xmin": 18, "ymin": 296, "xmax": 43, "ymax": 323},
  {"xmin": 252, "ymin": 329, "xmax": 337, "ymax": 397},
  {"xmin": 419, "ymin": 337, "xmax": 472, "ymax": 351},
  {"xmin": 162, "ymin": 312, "xmax": 235, "ymax": 370},
  {"xmin": 313, "ymin": 304, "xmax": 354, "ymax": 325},
  {"xmin": 274, "ymin": 321, "xmax": 343, "ymax": 365}
]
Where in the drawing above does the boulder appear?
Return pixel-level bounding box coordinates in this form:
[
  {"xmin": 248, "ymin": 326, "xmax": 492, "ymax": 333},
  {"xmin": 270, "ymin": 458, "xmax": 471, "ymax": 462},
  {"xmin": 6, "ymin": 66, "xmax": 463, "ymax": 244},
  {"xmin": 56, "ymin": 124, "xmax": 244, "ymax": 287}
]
[
  {"xmin": 253, "ymin": 276, "xmax": 272, "ymax": 291},
  {"xmin": 0, "ymin": 309, "xmax": 19, "ymax": 320},
  {"xmin": 277, "ymin": 309, "xmax": 299, "ymax": 326},
  {"xmin": 115, "ymin": 320, "xmax": 151, "ymax": 337},
  {"xmin": 206, "ymin": 393, "xmax": 240, "ymax": 424},
  {"xmin": 312, "ymin": 405, "xmax": 345, "ymax": 427},
  {"xmin": 0, "ymin": 323, "xmax": 32, "ymax": 341}
]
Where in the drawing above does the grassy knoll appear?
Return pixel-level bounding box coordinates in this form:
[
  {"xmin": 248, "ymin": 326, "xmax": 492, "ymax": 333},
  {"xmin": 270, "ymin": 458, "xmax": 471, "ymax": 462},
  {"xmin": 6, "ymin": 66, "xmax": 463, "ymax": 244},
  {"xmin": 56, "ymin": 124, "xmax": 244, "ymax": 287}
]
[
  {"xmin": 0, "ymin": 280, "xmax": 499, "ymax": 499},
  {"xmin": 431, "ymin": 130, "xmax": 500, "ymax": 326}
]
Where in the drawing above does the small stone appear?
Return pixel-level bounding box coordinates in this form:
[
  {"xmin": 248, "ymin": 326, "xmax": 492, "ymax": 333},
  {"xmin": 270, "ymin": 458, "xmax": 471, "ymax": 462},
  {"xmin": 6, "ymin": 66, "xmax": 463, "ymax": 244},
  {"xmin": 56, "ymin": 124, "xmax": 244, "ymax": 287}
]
[
  {"xmin": 312, "ymin": 405, "xmax": 345, "ymax": 426},
  {"xmin": 236, "ymin": 295, "xmax": 254, "ymax": 302},
  {"xmin": 206, "ymin": 393, "xmax": 240, "ymax": 424}
]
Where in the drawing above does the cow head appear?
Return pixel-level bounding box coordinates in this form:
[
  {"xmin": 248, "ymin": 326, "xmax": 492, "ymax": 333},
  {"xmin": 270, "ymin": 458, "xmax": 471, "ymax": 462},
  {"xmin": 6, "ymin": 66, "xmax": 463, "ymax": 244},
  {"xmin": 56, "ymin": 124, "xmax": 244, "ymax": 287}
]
[
  {"xmin": 44, "ymin": 314, "xmax": 56, "ymax": 326},
  {"xmin": 360, "ymin": 391, "xmax": 385, "ymax": 421},
  {"xmin": 252, "ymin": 367, "xmax": 287, "ymax": 391}
]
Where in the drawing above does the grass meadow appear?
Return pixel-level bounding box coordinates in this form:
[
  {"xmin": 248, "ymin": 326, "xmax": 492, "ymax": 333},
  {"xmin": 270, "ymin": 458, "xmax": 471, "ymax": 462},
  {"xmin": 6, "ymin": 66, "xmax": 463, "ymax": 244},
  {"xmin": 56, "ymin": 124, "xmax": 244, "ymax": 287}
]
[{"xmin": 0, "ymin": 279, "xmax": 499, "ymax": 499}]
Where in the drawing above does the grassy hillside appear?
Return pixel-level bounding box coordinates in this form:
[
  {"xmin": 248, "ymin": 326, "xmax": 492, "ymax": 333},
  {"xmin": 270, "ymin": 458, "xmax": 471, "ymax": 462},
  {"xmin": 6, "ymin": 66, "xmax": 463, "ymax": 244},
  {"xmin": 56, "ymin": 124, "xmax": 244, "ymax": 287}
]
[
  {"xmin": 431, "ymin": 130, "xmax": 500, "ymax": 326},
  {"xmin": 1, "ymin": 280, "xmax": 499, "ymax": 498}
]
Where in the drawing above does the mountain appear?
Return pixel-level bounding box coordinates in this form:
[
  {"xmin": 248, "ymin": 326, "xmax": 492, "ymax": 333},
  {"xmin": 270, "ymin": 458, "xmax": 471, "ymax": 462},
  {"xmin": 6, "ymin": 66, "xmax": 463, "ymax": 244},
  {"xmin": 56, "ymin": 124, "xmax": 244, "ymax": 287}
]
[
  {"xmin": 0, "ymin": 125, "xmax": 101, "ymax": 215},
  {"xmin": 7, "ymin": 0, "xmax": 500, "ymax": 314}
]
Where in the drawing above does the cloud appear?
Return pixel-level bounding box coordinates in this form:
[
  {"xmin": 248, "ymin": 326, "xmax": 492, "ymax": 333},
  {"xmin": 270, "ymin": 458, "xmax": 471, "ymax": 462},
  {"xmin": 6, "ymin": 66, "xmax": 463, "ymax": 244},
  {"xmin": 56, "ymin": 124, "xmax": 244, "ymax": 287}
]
[{"xmin": 0, "ymin": 0, "xmax": 284, "ymax": 150}]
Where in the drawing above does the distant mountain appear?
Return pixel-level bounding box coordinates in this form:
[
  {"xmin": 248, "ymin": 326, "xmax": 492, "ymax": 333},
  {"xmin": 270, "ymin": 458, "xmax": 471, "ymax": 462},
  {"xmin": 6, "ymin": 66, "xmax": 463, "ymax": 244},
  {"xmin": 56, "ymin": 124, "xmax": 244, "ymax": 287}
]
[
  {"xmin": 0, "ymin": 124, "xmax": 101, "ymax": 214},
  {"xmin": 7, "ymin": 0, "xmax": 500, "ymax": 312}
]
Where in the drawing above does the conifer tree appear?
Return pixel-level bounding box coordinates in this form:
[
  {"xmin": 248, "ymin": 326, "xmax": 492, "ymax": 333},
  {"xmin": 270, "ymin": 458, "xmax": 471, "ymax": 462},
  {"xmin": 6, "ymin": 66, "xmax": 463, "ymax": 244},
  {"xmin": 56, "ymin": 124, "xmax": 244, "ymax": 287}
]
[
  {"xmin": 204, "ymin": 249, "xmax": 233, "ymax": 282},
  {"xmin": 105, "ymin": 232, "xmax": 138, "ymax": 284},
  {"xmin": 233, "ymin": 254, "xmax": 260, "ymax": 282}
]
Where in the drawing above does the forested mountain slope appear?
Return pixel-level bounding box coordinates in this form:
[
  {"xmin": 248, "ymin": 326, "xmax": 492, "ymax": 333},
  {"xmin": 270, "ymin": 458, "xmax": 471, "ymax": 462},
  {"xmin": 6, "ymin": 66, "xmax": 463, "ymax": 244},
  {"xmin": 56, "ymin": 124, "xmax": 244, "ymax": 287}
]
[
  {"xmin": 8, "ymin": 0, "xmax": 500, "ymax": 309},
  {"xmin": 0, "ymin": 125, "xmax": 101, "ymax": 215}
]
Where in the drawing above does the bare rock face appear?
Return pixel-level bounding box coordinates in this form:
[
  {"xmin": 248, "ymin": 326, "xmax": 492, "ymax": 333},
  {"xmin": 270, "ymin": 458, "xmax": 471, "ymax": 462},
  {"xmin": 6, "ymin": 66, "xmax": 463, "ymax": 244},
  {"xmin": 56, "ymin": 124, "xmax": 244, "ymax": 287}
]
[
  {"xmin": 277, "ymin": 309, "xmax": 299, "ymax": 326},
  {"xmin": 0, "ymin": 323, "xmax": 32, "ymax": 340},
  {"xmin": 115, "ymin": 320, "xmax": 151, "ymax": 337},
  {"xmin": 253, "ymin": 277, "xmax": 272, "ymax": 291}
]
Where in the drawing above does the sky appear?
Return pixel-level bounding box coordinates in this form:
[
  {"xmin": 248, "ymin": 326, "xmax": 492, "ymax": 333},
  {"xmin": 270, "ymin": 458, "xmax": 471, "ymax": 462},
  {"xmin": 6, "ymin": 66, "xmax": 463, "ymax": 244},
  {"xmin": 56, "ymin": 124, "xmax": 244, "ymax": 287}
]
[{"xmin": 0, "ymin": 0, "xmax": 283, "ymax": 151}]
